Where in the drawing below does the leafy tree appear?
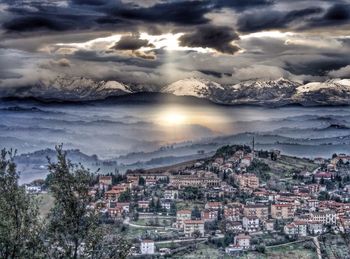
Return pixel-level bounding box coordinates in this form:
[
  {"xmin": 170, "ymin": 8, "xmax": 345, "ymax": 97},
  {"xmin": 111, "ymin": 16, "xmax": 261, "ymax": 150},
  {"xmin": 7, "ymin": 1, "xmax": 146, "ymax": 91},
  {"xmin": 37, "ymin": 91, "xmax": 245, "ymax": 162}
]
[
  {"xmin": 118, "ymin": 189, "xmax": 131, "ymax": 202},
  {"xmin": 0, "ymin": 149, "xmax": 46, "ymax": 259},
  {"xmin": 191, "ymin": 206, "xmax": 201, "ymax": 220},
  {"xmin": 170, "ymin": 202, "xmax": 177, "ymax": 216},
  {"xmin": 138, "ymin": 176, "xmax": 145, "ymax": 186},
  {"xmin": 46, "ymin": 145, "xmax": 130, "ymax": 258},
  {"xmin": 155, "ymin": 198, "xmax": 162, "ymax": 212}
]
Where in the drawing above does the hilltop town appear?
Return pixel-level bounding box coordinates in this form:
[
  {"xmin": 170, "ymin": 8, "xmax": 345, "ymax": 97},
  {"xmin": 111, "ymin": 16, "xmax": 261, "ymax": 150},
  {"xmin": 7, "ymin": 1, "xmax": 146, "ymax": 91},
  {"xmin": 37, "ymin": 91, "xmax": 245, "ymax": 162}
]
[{"xmin": 28, "ymin": 144, "xmax": 350, "ymax": 258}]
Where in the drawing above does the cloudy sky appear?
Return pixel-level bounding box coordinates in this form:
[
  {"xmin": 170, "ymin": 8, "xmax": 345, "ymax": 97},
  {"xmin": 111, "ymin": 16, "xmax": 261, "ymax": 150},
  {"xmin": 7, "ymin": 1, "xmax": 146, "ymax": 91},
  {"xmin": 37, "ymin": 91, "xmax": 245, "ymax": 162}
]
[{"xmin": 0, "ymin": 0, "xmax": 350, "ymax": 92}]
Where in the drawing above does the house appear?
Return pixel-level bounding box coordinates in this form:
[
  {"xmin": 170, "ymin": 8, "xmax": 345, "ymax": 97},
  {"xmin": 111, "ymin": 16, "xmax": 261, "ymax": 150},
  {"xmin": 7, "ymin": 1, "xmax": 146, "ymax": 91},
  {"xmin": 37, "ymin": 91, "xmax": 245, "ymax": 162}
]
[
  {"xmin": 339, "ymin": 217, "xmax": 350, "ymax": 233},
  {"xmin": 164, "ymin": 186, "xmax": 178, "ymax": 200},
  {"xmin": 242, "ymin": 216, "xmax": 260, "ymax": 233},
  {"xmin": 224, "ymin": 203, "xmax": 243, "ymax": 221},
  {"xmin": 160, "ymin": 199, "xmax": 172, "ymax": 211},
  {"xmin": 314, "ymin": 172, "xmax": 332, "ymax": 181},
  {"xmin": 234, "ymin": 233, "xmax": 251, "ymax": 249},
  {"xmin": 99, "ymin": 175, "xmax": 112, "ymax": 186},
  {"xmin": 201, "ymin": 209, "xmax": 218, "ymax": 222},
  {"xmin": 243, "ymin": 204, "xmax": 269, "ymax": 220},
  {"xmin": 205, "ymin": 202, "xmax": 222, "ymax": 210},
  {"xmin": 176, "ymin": 210, "xmax": 192, "ymax": 229},
  {"xmin": 227, "ymin": 221, "xmax": 243, "ymax": 232},
  {"xmin": 264, "ymin": 220, "xmax": 275, "ymax": 232},
  {"xmin": 138, "ymin": 201, "xmax": 150, "ymax": 210},
  {"xmin": 105, "ymin": 189, "xmax": 123, "ymax": 200},
  {"xmin": 145, "ymin": 179, "xmax": 157, "ymax": 186},
  {"xmin": 284, "ymin": 221, "xmax": 307, "ymax": 237},
  {"xmin": 140, "ymin": 240, "xmax": 155, "ymax": 255},
  {"xmin": 308, "ymin": 221, "xmax": 325, "ymax": 235},
  {"xmin": 271, "ymin": 204, "xmax": 295, "ymax": 219},
  {"xmin": 234, "ymin": 174, "xmax": 259, "ymax": 189},
  {"xmin": 241, "ymin": 156, "xmax": 252, "ymax": 167},
  {"xmin": 183, "ymin": 220, "xmax": 205, "ymax": 237},
  {"xmin": 25, "ymin": 185, "xmax": 42, "ymax": 193},
  {"xmin": 307, "ymin": 199, "xmax": 319, "ymax": 211}
]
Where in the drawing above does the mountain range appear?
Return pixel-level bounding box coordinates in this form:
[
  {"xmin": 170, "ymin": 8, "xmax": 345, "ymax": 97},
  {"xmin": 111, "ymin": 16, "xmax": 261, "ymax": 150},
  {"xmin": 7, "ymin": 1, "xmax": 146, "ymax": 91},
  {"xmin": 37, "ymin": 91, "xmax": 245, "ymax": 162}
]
[{"xmin": 2, "ymin": 76, "xmax": 350, "ymax": 106}]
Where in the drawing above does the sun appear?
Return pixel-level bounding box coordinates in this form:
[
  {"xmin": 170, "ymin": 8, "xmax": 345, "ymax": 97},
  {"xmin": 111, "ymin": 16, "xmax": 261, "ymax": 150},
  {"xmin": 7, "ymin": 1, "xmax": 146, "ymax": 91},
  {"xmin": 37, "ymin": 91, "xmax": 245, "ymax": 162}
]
[{"xmin": 157, "ymin": 110, "xmax": 188, "ymax": 126}]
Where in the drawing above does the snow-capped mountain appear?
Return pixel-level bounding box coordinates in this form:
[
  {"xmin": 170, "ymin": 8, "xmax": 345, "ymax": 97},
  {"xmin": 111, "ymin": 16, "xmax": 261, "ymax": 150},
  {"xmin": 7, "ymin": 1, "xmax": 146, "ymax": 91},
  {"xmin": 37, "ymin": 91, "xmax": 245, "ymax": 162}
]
[
  {"xmin": 163, "ymin": 77, "xmax": 224, "ymax": 98},
  {"xmin": 2, "ymin": 76, "xmax": 350, "ymax": 106},
  {"xmin": 161, "ymin": 77, "xmax": 350, "ymax": 106},
  {"xmin": 6, "ymin": 76, "xmax": 132, "ymax": 101}
]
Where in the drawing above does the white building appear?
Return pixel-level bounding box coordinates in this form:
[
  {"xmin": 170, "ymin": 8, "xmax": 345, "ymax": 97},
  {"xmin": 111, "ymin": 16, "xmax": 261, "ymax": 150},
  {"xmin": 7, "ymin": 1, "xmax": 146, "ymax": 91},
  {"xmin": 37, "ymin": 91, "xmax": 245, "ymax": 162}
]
[
  {"xmin": 234, "ymin": 233, "xmax": 251, "ymax": 249},
  {"xmin": 140, "ymin": 240, "xmax": 155, "ymax": 255},
  {"xmin": 183, "ymin": 220, "xmax": 205, "ymax": 237},
  {"xmin": 242, "ymin": 216, "xmax": 260, "ymax": 233},
  {"xmin": 25, "ymin": 185, "xmax": 42, "ymax": 193},
  {"xmin": 310, "ymin": 210, "xmax": 337, "ymax": 225}
]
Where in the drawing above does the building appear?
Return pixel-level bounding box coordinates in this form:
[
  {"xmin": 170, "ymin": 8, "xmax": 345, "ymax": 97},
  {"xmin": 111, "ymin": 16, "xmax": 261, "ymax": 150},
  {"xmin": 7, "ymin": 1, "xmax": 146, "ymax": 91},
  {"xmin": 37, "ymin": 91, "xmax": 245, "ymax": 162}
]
[
  {"xmin": 176, "ymin": 210, "xmax": 192, "ymax": 229},
  {"xmin": 271, "ymin": 204, "xmax": 295, "ymax": 219},
  {"xmin": 242, "ymin": 216, "xmax": 260, "ymax": 233},
  {"xmin": 140, "ymin": 240, "xmax": 155, "ymax": 255},
  {"xmin": 183, "ymin": 220, "xmax": 205, "ymax": 237},
  {"xmin": 205, "ymin": 202, "xmax": 222, "ymax": 210},
  {"xmin": 138, "ymin": 201, "xmax": 150, "ymax": 210},
  {"xmin": 164, "ymin": 186, "xmax": 178, "ymax": 200},
  {"xmin": 234, "ymin": 174, "xmax": 259, "ymax": 189},
  {"xmin": 99, "ymin": 175, "xmax": 112, "ymax": 186},
  {"xmin": 201, "ymin": 209, "xmax": 218, "ymax": 222},
  {"xmin": 25, "ymin": 185, "xmax": 42, "ymax": 193},
  {"xmin": 284, "ymin": 221, "xmax": 307, "ymax": 237},
  {"xmin": 310, "ymin": 210, "xmax": 336, "ymax": 225},
  {"xmin": 234, "ymin": 233, "xmax": 251, "ymax": 249},
  {"xmin": 224, "ymin": 203, "xmax": 243, "ymax": 221},
  {"xmin": 170, "ymin": 171, "xmax": 221, "ymax": 188},
  {"xmin": 264, "ymin": 220, "xmax": 275, "ymax": 232},
  {"xmin": 308, "ymin": 221, "xmax": 325, "ymax": 235},
  {"xmin": 243, "ymin": 204, "xmax": 269, "ymax": 220}
]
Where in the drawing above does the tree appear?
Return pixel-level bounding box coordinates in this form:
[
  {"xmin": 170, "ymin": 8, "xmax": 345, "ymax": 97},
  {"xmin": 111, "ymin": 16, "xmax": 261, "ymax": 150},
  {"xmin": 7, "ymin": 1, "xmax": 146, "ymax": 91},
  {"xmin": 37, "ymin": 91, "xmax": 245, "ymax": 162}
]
[
  {"xmin": 170, "ymin": 202, "xmax": 177, "ymax": 216},
  {"xmin": 46, "ymin": 145, "xmax": 130, "ymax": 258},
  {"xmin": 118, "ymin": 189, "xmax": 131, "ymax": 202},
  {"xmin": 191, "ymin": 206, "xmax": 201, "ymax": 220},
  {"xmin": 0, "ymin": 149, "xmax": 46, "ymax": 259},
  {"xmin": 138, "ymin": 177, "xmax": 145, "ymax": 186}
]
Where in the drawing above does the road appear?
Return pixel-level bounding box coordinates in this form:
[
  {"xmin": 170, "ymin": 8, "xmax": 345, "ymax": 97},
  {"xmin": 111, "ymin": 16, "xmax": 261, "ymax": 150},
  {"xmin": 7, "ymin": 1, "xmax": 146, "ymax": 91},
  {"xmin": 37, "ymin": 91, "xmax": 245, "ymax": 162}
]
[{"xmin": 312, "ymin": 236, "xmax": 322, "ymax": 259}]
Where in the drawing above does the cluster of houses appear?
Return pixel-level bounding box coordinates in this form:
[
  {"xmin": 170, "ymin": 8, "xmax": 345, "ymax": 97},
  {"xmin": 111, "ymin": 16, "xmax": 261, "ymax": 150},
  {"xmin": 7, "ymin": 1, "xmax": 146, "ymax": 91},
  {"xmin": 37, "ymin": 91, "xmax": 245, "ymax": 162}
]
[{"xmin": 70, "ymin": 149, "xmax": 350, "ymax": 255}]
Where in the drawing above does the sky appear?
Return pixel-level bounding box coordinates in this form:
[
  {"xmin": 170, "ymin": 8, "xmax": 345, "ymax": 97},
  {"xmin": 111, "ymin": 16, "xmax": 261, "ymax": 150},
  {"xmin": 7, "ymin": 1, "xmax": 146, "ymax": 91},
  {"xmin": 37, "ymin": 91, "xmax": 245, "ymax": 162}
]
[{"xmin": 0, "ymin": 0, "xmax": 350, "ymax": 93}]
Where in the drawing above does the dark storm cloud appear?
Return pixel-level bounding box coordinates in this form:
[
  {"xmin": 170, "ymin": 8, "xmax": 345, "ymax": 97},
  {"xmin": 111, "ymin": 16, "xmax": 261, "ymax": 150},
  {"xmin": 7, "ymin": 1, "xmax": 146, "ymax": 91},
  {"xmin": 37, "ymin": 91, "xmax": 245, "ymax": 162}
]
[
  {"xmin": 179, "ymin": 26, "xmax": 240, "ymax": 54},
  {"xmin": 111, "ymin": 35, "xmax": 154, "ymax": 50},
  {"xmin": 284, "ymin": 58, "xmax": 350, "ymax": 76},
  {"xmin": 71, "ymin": 0, "xmax": 109, "ymax": 6},
  {"xmin": 108, "ymin": 1, "xmax": 210, "ymax": 25},
  {"xmin": 214, "ymin": 0, "xmax": 274, "ymax": 10},
  {"xmin": 3, "ymin": 16, "xmax": 73, "ymax": 32},
  {"xmin": 237, "ymin": 7, "xmax": 323, "ymax": 32},
  {"xmin": 304, "ymin": 3, "xmax": 350, "ymax": 28}
]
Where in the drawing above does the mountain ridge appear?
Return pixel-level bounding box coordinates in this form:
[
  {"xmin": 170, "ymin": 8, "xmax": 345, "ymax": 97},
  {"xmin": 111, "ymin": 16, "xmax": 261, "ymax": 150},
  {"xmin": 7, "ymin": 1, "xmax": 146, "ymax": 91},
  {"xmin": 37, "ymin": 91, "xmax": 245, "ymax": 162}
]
[{"xmin": 2, "ymin": 76, "xmax": 350, "ymax": 107}]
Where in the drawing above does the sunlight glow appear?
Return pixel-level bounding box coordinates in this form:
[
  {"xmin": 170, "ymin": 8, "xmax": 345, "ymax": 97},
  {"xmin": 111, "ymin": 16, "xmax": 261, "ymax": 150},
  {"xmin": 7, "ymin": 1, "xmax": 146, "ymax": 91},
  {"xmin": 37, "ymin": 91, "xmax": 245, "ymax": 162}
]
[
  {"xmin": 55, "ymin": 32, "xmax": 215, "ymax": 53},
  {"xmin": 158, "ymin": 109, "xmax": 188, "ymax": 126}
]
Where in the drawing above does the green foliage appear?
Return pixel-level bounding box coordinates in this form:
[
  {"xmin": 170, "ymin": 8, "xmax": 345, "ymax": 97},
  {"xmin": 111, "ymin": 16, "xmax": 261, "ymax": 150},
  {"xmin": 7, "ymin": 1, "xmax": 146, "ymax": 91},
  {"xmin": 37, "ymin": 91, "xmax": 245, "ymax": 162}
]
[
  {"xmin": 0, "ymin": 149, "xmax": 46, "ymax": 259},
  {"xmin": 118, "ymin": 189, "xmax": 131, "ymax": 202},
  {"xmin": 214, "ymin": 145, "xmax": 251, "ymax": 158},
  {"xmin": 318, "ymin": 191, "xmax": 330, "ymax": 201},
  {"xmin": 138, "ymin": 176, "xmax": 145, "ymax": 186},
  {"xmin": 180, "ymin": 186, "xmax": 204, "ymax": 200},
  {"xmin": 46, "ymin": 145, "xmax": 131, "ymax": 259},
  {"xmin": 191, "ymin": 206, "xmax": 201, "ymax": 219},
  {"xmin": 247, "ymin": 159, "xmax": 271, "ymax": 181}
]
